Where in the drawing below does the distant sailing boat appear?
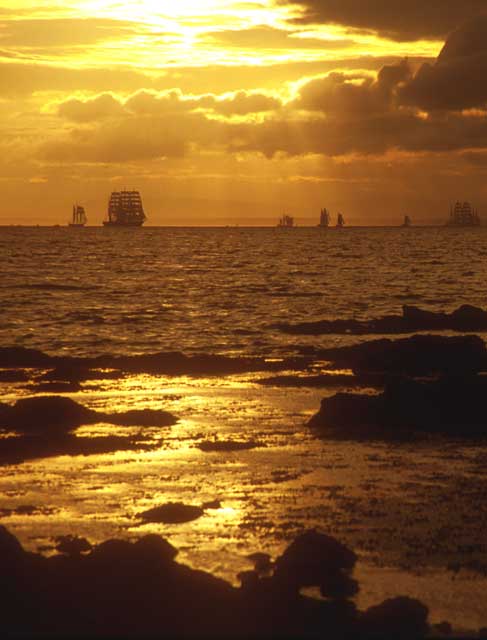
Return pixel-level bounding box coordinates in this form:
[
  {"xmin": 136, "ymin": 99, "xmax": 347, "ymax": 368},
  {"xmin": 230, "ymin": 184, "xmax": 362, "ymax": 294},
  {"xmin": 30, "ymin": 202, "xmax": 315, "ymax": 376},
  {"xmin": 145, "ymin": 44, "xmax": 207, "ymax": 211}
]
[
  {"xmin": 277, "ymin": 214, "xmax": 294, "ymax": 227},
  {"xmin": 336, "ymin": 213, "xmax": 345, "ymax": 228},
  {"xmin": 69, "ymin": 204, "xmax": 87, "ymax": 227},
  {"xmin": 402, "ymin": 215, "xmax": 411, "ymax": 227},
  {"xmin": 318, "ymin": 208, "xmax": 330, "ymax": 227}
]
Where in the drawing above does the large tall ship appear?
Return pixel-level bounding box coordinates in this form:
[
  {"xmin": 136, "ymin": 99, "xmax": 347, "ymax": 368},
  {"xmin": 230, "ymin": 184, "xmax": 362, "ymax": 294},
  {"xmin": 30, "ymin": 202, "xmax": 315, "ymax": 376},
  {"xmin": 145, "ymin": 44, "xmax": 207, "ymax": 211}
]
[
  {"xmin": 336, "ymin": 213, "xmax": 345, "ymax": 228},
  {"xmin": 69, "ymin": 204, "xmax": 87, "ymax": 227},
  {"xmin": 277, "ymin": 214, "xmax": 294, "ymax": 227},
  {"xmin": 318, "ymin": 208, "xmax": 330, "ymax": 227},
  {"xmin": 447, "ymin": 201, "xmax": 480, "ymax": 226},
  {"xmin": 103, "ymin": 190, "xmax": 146, "ymax": 227}
]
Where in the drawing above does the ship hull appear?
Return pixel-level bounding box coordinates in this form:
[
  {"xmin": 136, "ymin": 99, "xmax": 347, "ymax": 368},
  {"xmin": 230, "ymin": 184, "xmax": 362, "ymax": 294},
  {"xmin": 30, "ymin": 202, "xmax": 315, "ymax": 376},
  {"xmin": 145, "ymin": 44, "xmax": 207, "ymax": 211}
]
[
  {"xmin": 103, "ymin": 220, "xmax": 144, "ymax": 227},
  {"xmin": 68, "ymin": 223, "xmax": 86, "ymax": 227}
]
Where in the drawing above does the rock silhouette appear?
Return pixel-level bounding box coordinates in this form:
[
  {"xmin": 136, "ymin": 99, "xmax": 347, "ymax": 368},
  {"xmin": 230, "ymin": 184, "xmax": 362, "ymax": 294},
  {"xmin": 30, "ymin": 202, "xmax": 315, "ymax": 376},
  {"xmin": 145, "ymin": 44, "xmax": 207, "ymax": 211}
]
[
  {"xmin": 0, "ymin": 525, "xmax": 436, "ymax": 637},
  {"xmin": 138, "ymin": 503, "xmax": 205, "ymax": 524},
  {"xmin": 312, "ymin": 334, "xmax": 486, "ymax": 376},
  {"xmin": 197, "ymin": 439, "xmax": 262, "ymax": 452},
  {"xmin": 309, "ymin": 375, "xmax": 487, "ymax": 438},
  {"xmin": 275, "ymin": 304, "xmax": 487, "ymax": 335},
  {"xmin": 0, "ymin": 396, "xmax": 177, "ymax": 465},
  {"xmin": 0, "ymin": 346, "xmax": 311, "ymax": 377},
  {"xmin": 0, "ymin": 396, "xmax": 177, "ymax": 435}
]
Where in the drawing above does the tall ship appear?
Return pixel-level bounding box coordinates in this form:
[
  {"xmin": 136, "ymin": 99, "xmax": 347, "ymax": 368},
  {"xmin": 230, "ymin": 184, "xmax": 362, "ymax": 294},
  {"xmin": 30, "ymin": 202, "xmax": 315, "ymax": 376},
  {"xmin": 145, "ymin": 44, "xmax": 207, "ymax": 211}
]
[
  {"xmin": 318, "ymin": 208, "xmax": 330, "ymax": 227},
  {"xmin": 402, "ymin": 215, "xmax": 412, "ymax": 227},
  {"xmin": 103, "ymin": 190, "xmax": 146, "ymax": 227},
  {"xmin": 336, "ymin": 213, "xmax": 345, "ymax": 228},
  {"xmin": 447, "ymin": 201, "xmax": 480, "ymax": 226},
  {"xmin": 69, "ymin": 204, "xmax": 87, "ymax": 227},
  {"xmin": 277, "ymin": 214, "xmax": 294, "ymax": 227}
]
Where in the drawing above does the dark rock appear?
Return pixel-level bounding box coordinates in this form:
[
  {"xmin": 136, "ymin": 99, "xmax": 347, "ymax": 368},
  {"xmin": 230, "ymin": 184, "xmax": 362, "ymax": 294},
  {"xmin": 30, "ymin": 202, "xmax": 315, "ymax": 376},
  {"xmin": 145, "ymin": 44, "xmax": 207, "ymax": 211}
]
[
  {"xmin": 360, "ymin": 596, "xmax": 429, "ymax": 636},
  {"xmin": 0, "ymin": 433, "xmax": 155, "ymax": 466},
  {"xmin": 320, "ymin": 572, "xmax": 359, "ymax": 600},
  {"xmin": 0, "ymin": 346, "xmax": 312, "ymax": 378},
  {"xmin": 247, "ymin": 552, "xmax": 273, "ymax": 575},
  {"xmin": 273, "ymin": 530, "xmax": 357, "ymax": 592},
  {"xmin": 0, "ymin": 347, "xmax": 53, "ymax": 368},
  {"xmin": 316, "ymin": 334, "xmax": 486, "ymax": 376},
  {"xmin": 275, "ymin": 304, "xmax": 487, "ymax": 336},
  {"xmin": 258, "ymin": 372, "xmax": 387, "ymax": 389},
  {"xmin": 308, "ymin": 393, "xmax": 385, "ymax": 436},
  {"xmin": 202, "ymin": 499, "xmax": 222, "ymax": 510},
  {"xmin": 0, "ymin": 504, "xmax": 41, "ymax": 517},
  {"xmin": 0, "ymin": 525, "xmax": 432, "ymax": 637},
  {"xmin": 108, "ymin": 408, "xmax": 177, "ymax": 427},
  {"xmin": 55, "ymin": 535, "xmax": 92, "ymax": 555},
  {"xmin": 42, "ymin": 366, "xmax": 123, "ymax": 383},
  {"xmin": 197, "ymin": 439, "xmax": 261, "ymax": 452},
  {"xmin": 0, "ymin": 395, "xmax": 178, "ymax": 435},
  {"xmin": 238, "ymin": 569, "xmax": 260, "ymax": 591},
  {"xmin": 0, "ymin": 524, "xmax": 24, "ymax": 562},
  {"xmin": 133, "ymin": 534, "xmax": 178, "ymax": 563},
  {"xmin": 432, "ymin": 621, "xmax": 452, "ymax": 635},
  {"xmin": 0, "ymin": 369, "xmax": 29, "ymax": 382},
  {"xmin": 28, "ymin": 381, "xmax": 82, "ymax": 393},
  {"xmin": 0, "ymin": 396, "xmax": 98, "ymax": 434},
  {"xmin": 309, "ymin": 375, "xmax": 487, "ymax": 438},
  {"xmin": 138, "ymin": 502, "xmax": 204, "ymax": 524}
]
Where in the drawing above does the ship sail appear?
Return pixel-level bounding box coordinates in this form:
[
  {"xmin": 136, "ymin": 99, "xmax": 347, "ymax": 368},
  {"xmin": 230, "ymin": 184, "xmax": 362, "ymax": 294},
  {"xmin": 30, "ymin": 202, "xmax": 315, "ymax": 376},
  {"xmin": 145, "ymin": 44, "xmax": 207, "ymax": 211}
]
[
  {"xmin": 104, "ymin": 190, "xmax": 146, "ymax": 227},
  {"xmin": 277, "ymin": 214, "xmax": 294, "ymax": 227},
  {"xmin": 69, "ymin": 203, "xmax": 87, "ymax": 226},
  {"xmin": 402, "ymin": 215, "xmax": 411, "ymax": 227},
  {"xmin": 447, "ymin": 201, "xmax": 480, "ymax": 226},
  {"xmin": 336, "ymin": 213, "xmax": 345, "ymax": 227},
  {"xmin": 319, "ymin": 208, "xmax": 330, "ymax": 227}
]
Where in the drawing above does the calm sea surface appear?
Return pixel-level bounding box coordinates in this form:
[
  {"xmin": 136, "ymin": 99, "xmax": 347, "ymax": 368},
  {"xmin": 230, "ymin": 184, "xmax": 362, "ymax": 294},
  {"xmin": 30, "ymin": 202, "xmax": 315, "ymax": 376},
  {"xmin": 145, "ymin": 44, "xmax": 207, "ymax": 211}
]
[
  {"xmin": 1, "ymin": 226, "xmax": 487, "ymax": 632},
  {"xmin": 1, "ymin": 226, "xmax": 487, "ymax": 356}
]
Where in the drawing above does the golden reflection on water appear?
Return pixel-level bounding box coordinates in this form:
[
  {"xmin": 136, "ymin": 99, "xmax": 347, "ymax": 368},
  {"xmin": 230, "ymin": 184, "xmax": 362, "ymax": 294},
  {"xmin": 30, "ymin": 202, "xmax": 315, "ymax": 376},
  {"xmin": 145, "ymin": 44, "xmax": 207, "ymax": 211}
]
[{"xmin": 1, "ymin": 371, "xmax": 487, "ymax": 629}]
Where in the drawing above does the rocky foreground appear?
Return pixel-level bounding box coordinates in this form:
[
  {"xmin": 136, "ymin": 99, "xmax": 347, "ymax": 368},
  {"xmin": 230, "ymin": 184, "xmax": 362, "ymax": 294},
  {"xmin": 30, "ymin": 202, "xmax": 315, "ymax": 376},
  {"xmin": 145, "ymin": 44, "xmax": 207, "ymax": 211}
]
[{"xmin": 0, "ymin": 525, "xmax": 441, "ymax": 637}]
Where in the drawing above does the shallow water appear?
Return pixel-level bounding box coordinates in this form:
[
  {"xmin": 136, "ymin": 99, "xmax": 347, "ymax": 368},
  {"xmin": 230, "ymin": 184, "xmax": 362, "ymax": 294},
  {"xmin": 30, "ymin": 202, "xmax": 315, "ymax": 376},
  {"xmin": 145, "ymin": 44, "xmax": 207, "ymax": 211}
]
[{"xmin": 1, "ymin": 227, "xmax": 487, "ymax": 632}]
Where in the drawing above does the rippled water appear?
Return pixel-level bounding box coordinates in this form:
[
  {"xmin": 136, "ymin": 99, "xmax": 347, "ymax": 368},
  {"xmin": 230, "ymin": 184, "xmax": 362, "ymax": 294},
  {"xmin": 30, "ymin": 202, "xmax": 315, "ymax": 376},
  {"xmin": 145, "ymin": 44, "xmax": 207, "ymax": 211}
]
[
  {"xmin": 1, "ymin": 226, "xmax": 487, "ymax": 356},
  {"xmin": 1, "ymin": 226, "xmax": 487, "ymax": 633}
]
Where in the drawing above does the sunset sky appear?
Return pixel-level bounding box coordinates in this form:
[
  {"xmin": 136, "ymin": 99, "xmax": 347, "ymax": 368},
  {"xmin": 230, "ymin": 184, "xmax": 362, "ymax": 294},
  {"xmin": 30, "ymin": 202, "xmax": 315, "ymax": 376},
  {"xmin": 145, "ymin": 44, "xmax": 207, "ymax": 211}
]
[{"xmin": 2, "ymin": 1, "xmax": 487, "ymax": 225}]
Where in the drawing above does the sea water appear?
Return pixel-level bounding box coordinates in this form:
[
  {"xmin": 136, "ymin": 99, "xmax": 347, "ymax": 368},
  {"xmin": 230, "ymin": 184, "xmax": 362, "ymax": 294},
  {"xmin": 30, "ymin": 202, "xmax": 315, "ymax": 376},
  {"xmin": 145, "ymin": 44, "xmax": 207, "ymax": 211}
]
[{"xmin": 1, "ymin": 226, "xmax": 487, "ymax": 632}]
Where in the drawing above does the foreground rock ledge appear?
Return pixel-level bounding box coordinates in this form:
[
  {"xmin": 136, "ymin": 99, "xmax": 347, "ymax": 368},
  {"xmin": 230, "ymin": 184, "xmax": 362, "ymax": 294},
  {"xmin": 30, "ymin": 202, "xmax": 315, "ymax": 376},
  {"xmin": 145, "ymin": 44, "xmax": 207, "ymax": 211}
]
[{"xmin": 0, "ymin": 525, "xmax": 432, "ymax": 637}]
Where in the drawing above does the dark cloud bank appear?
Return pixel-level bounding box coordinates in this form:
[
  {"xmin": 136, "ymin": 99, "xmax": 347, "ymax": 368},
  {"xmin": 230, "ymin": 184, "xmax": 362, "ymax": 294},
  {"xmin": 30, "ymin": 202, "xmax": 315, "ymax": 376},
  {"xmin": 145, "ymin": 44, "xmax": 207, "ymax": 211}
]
[{"xmin": 280, "ymin": 0, "xmax": 487, "ymax": 41}]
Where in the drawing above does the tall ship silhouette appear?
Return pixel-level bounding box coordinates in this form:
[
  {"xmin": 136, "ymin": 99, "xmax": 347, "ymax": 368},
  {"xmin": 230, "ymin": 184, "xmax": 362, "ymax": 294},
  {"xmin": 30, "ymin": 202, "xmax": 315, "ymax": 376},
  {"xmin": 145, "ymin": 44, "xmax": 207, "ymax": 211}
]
[
  {"xmin": 69, "ymin": 204, "xmax": 87, "ymax": 227},
  {"xmin": 277, "ymin": 214, "xmax": 294, "ymax": 227},
  {"xmin": 336, "ymin": 213, "xmax": 345, "ymax": 228},
  {"xmin": 447, "ymin": 201, "xmax": 480, "ymax": 226},
  {"xmin": 318, "ymin": 208, "xmax": 330, "ymax": 227},
  {"xmin": 103, "ymin": 190, "xmax": 146, "ymax": 227},
  {"xmin": 402, "ymin": 215, "xmax": 411, "ymax": 227}
]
